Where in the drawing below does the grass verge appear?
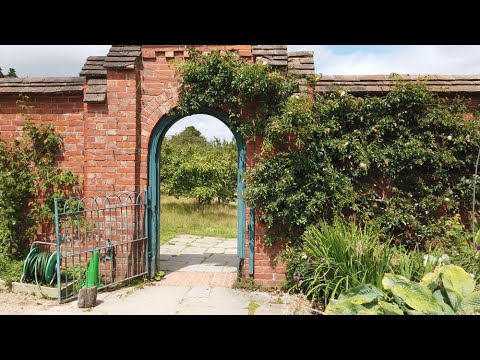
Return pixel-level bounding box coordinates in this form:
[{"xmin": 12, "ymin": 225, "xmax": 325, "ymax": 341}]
[{"xmin": 160, "ymin": 195, "xmax": 237, "ymax": 244}]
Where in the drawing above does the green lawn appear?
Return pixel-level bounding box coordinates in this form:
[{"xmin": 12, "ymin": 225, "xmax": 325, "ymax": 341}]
[{"xmin": 159, "ymin": 195, "xmax": 237, "ymax": 244}]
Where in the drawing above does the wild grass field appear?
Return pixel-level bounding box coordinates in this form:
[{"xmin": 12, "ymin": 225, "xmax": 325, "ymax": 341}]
[{"xmin": 159, "ymin": 195, "xmax": 237, "ymax": 244}]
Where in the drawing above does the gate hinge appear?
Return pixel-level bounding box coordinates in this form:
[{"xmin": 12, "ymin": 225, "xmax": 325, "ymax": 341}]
[{"xmin": 148, "ymin": 251, "xmax": 152, "ymax": 259}]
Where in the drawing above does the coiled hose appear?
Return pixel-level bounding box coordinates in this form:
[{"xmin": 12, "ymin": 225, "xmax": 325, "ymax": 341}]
[{"xmin": 21, "ymin": 247, "xmax": 56, "ymax": 297}]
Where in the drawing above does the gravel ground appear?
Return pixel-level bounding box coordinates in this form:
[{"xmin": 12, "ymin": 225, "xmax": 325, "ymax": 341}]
[
  {"xmin": 0, "ymin": 286, "xmax": 315, "ymax": 315},
  {"xmin": 0, "ymin": 290, "xmax": 56, "ymax": 315}
]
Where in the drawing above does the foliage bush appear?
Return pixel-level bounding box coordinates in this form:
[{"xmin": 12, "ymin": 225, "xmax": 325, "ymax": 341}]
[
  {"xmin": 161, "ymin": 127, "xmax": 237, "ymax": 204},
  {"xmin": 325, "ymin": 264, "xmax": 480, "ymax": 315},
  {"xmin": 174, "ymin": 50, "xmax": 297, "ymax": 139},
  {"xmin": 427, "ymin": 214, "xmax": 480, "ymax": 278},
  {"xmin": 175, "ymin": 51, "xmax": 480, "ymax": 248},
  {"xmin": 0, "ymin": 98, "xmax": 80, "ymax": 256},
  {"xmin": 0, "ymin": 255, "xmax": 23, "ymax": 287}
]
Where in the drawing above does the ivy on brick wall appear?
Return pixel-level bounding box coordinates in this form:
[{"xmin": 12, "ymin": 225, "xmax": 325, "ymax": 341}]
[
  {"xmin": 0, "ymin": 97, "xmax": 80, "ymax": 256},
  {"xmin": 175, "ymin": 50, "xmax": 480, "ymax": 248}
]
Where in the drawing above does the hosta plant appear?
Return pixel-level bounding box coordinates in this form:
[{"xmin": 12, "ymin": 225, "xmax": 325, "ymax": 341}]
[{"xmin": 325, "ymin": 264, "xmax": 480, "ymax": 315}]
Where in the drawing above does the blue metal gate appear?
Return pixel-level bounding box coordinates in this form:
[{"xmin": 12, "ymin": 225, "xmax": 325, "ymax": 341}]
[{"xmin": 54, "ymin": 191, "xmax": 148, "ymax": 303}]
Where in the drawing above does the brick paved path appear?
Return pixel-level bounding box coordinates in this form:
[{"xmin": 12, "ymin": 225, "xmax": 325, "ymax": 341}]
[{"xmin": 158, "ymin": 235, "xmax": 238, "ymax": 288}]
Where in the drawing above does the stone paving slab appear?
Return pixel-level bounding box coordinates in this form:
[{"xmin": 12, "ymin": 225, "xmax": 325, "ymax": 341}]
[
  {"xmin": 205, "ymin": 247, "xmax": 226, "ymax": 254},
  {"xmin": 168, "ymin": 237, "xmax": 194, "ymax": 244},
  {"xmin": 179, "ymin": 246, "xmax": 207, "ymax": 255},
  {"xmin": 161, "ymin": 245, "xmax": 186, "ymax": 255},
  {"xmin": 159, "ymin": 236, "xmax": 238, "ymax": 276},
  {"xmin": 14, "ymin": 236, "xmax": 311, "ymax": 315},
  {"xmin": 26, "ymin": 284, "xmax": 305, "ymax": 315}
]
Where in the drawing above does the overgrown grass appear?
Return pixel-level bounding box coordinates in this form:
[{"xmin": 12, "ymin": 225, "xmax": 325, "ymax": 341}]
[
  {"xmin": 284, "ymin": 219, "xmax": 394, "ymax": 304},
  {"xmin": 160, "ymin": 195, "xmax": 237, "ymax": 244}
]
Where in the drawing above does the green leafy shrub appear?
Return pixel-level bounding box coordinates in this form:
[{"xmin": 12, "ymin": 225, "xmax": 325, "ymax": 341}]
[
  {"xmin": 283, "ymin": 219, "xmax": 394, "ymax": 303},
  {"xmin": 0, "ymin": 98, "xmax": 80, "ymax": 255},
  {"xmin": 426, "ymin": 214, "xmax": 480, "ymax": 279},
  {"xmin": 325, "ymin": 264, "xmax": 480, "ymax": 315},
  {"xmin": 175, "ymin": 51, "xmax": 480, "ymax": 248},
  {"xmin": 161, "ymin": 130, "xmax": 237, "ymax": 204},
  {"xmin": 0, "ymin": 255, "xmax": 23, "ymax": 287},
  {"xmin": 247, "ymin": 86, "xmax": 480, "ymax": 246},
  {"xmin": 175, "ymin": 49, "xmax": 297, "ymax": 140}
]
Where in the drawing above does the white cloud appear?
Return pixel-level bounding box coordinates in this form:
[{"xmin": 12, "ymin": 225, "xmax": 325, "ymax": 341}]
[
  {"xmin": 288, "ymin": 45, "xmax": 480, "ymax": 74},
  {"xmin": 0, "ymin": 45, "xmax": 110, "ymax": 77},
  {"xmin": 166, "ymin": 115, "xmax": 235, "ymax": 142}
]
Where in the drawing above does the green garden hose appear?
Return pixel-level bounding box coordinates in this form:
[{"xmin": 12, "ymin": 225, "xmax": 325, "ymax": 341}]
[{"xmin": 21, "ymin": 247, "xmax": 56, "ymax": 296}]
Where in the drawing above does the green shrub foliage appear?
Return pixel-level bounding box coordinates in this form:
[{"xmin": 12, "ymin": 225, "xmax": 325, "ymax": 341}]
[
  {"xmin": 176, "ymin": 51, "xmax": 480, "ymax": 246},
  {"xmin": 161, "ymin": 127, "xmax": 237, "ymax": 204},
  {"xmin": 0, "ymin": 98, "xmax": 80, "ymax": 256}
]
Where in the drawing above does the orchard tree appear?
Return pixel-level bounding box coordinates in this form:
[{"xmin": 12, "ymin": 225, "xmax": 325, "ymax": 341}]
[{"xmin": 161, "ymin": 127, "xmax": 237, "ymax": 204}]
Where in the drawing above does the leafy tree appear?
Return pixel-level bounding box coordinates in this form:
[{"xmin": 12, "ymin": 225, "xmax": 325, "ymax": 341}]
[
  {"xmin": 161, "ymin": 127, "xmax": 237, "ymax": 204},
  {"xmin": 6, "ymin": 68, "xmax": 17, "ymax": 78},
  {"xmin": 169, "ymin": 126, "xmax": 207, "ymax": 146}
]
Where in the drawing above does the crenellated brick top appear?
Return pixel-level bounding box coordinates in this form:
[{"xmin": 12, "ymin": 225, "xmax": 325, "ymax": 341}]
[
  {"xmin": 80, "ymin": 56, "xmax": 107, "ymax": 78},
  {"xmin": 253, "ymin": 45, "xmax": 288, "ymax": 67},
  {"xmin": 104, "ymin": 45, "xmax": 142, "ymax": 69}
]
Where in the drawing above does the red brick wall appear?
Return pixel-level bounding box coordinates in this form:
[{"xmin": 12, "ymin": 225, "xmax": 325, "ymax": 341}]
[
  {"xmin": 82, "ymin": 69, "xmax": 141, "ymax": 196},
  {"xmin": 0, "ymin": 95, "xmax": 85, "ymax": 177},
  {"xmin": 4, "ymin": 46, "xmax": 479, "ymax": 288}
]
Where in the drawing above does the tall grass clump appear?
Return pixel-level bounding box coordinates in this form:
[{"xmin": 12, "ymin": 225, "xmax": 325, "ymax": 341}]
[{"xmin": 284, "ymin": 219, "xmax": 394, "ymax": 304}]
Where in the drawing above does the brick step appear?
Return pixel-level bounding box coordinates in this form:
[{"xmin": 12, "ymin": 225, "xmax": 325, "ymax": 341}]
[{"xmin": 158, "ymin": 271, "xmax": 236, "ymax": 288}]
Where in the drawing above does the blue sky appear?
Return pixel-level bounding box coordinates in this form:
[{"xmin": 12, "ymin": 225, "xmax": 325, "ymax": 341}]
[{"xmin": 2, "ymin": 45, "xmax": 480, "ymax": 140}]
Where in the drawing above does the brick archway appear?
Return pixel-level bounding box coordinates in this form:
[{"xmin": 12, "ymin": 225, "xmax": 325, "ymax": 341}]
[{"xmin": 145, "ymin": 109, "xmax": 248, "ymax": 277}]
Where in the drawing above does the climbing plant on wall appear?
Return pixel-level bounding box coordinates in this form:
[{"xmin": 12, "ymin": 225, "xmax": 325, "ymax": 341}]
[
  {"xmin": 175, "ymin": 50, "xmax": 480, "ymax": 248},
  {"xmin": 0, "ymin": 97, "xmax": 80, "ymax": 256}
]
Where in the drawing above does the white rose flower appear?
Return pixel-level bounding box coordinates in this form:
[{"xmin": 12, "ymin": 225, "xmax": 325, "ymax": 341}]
[{"xmin": 447, "ymin": 135, "xmax": 453, "ymax": 141}]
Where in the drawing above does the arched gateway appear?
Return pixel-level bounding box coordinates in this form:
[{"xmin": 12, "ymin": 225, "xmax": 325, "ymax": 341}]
[
  {"xmin": 2, "ymin": 45, "xmax": 480, "ymax": 301},
  {"xmin": 147, "ymin": 109, "xmax": 248, "ymax": 277}
]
